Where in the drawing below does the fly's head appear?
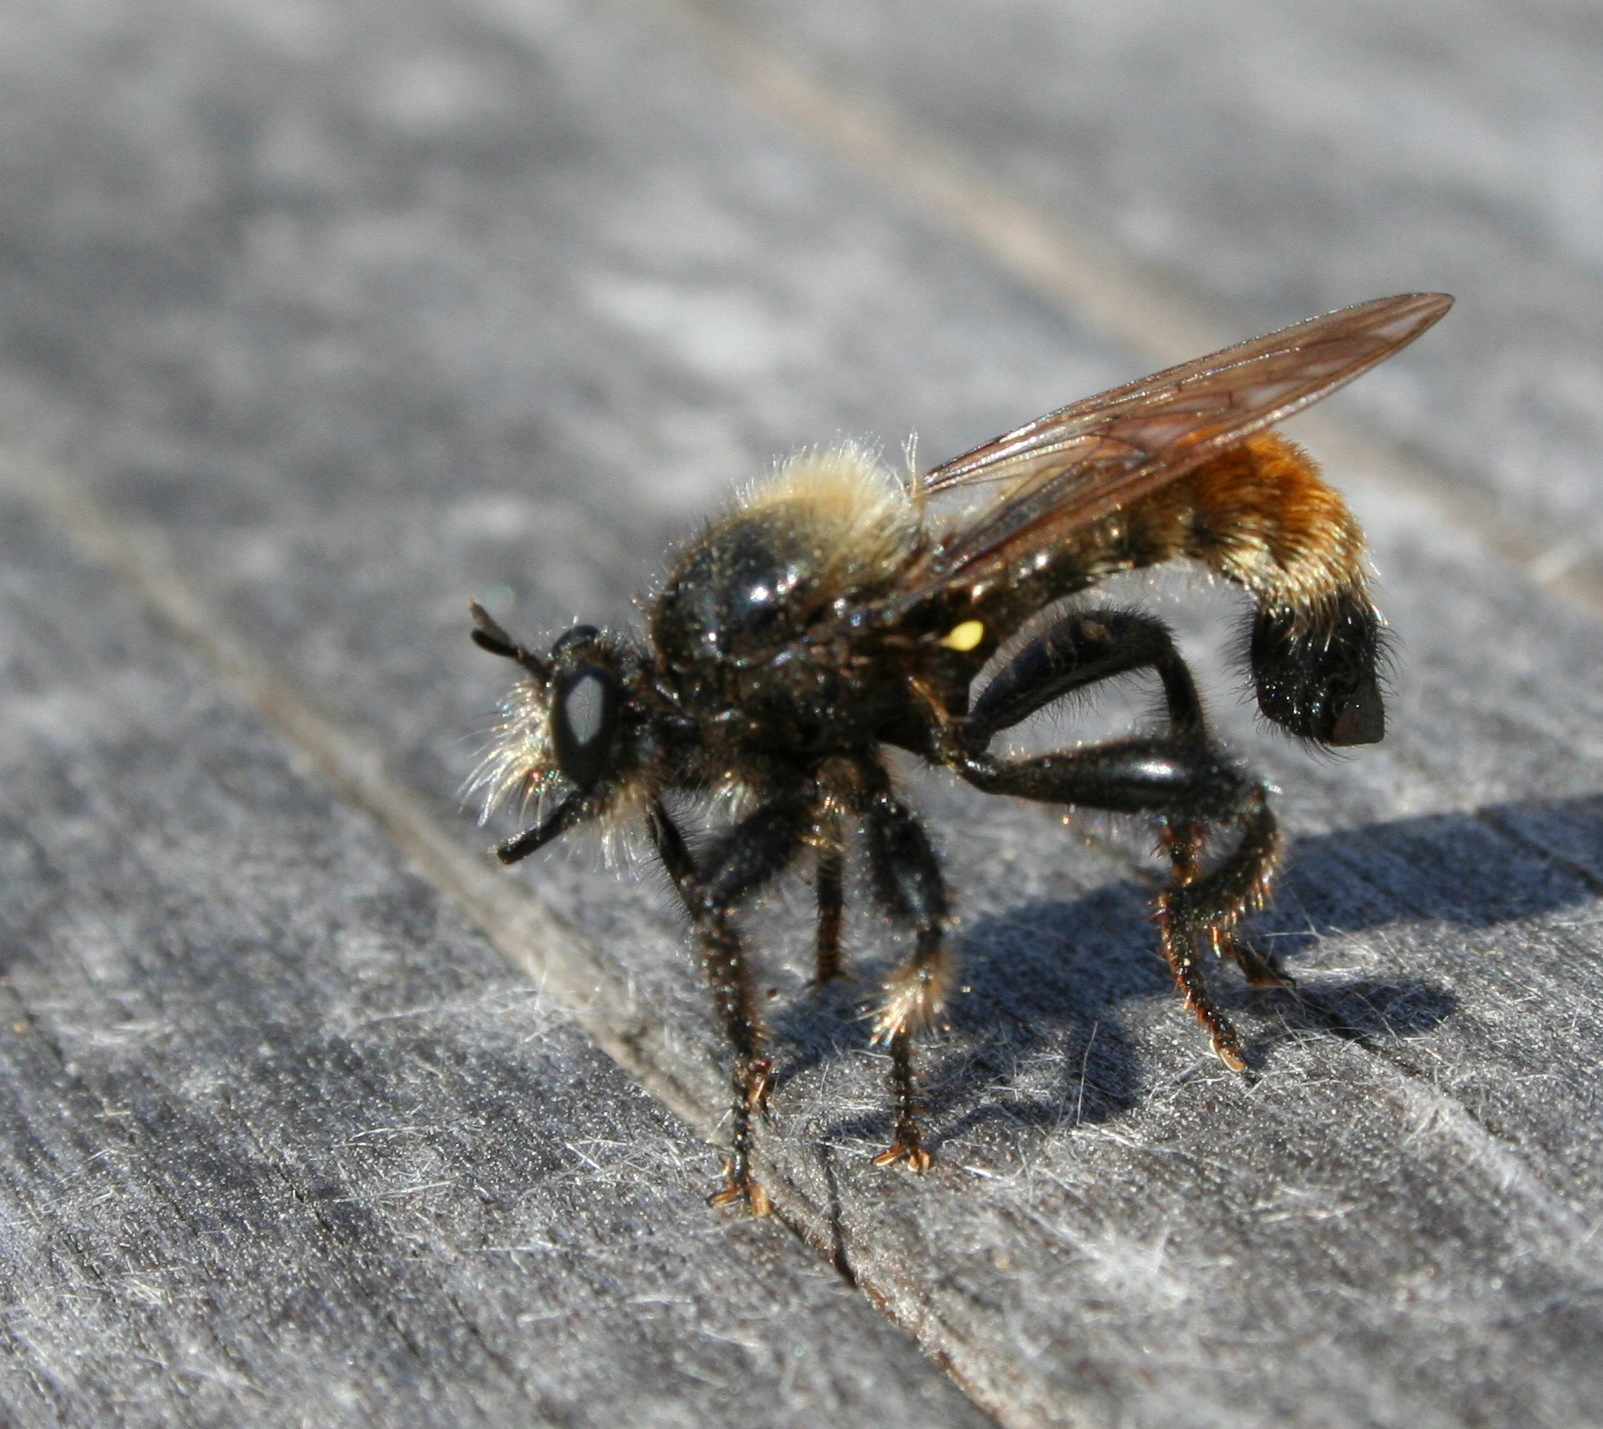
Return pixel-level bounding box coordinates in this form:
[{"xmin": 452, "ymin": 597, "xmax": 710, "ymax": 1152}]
[{"xmin": 467, "ymin": 602, "xmax": 659, "ymax": 863}]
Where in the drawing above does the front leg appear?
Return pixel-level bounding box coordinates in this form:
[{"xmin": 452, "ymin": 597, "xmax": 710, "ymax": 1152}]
[
  {"xmin": 677, "ymin": 794, "xmax": 814, "ymax": 1214},
  {"xmin": 647, "ymin": 795, "xmax": 697, "ymax": 895},
  {"xmin": 812, "ymin": 808, "xmax": 847, "ymax": 984}
]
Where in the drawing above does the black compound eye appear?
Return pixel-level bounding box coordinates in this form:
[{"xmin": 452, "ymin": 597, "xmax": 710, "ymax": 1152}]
[{"xmin": 551, "ymin": 665, "xmax": 620, "ymax": 791}]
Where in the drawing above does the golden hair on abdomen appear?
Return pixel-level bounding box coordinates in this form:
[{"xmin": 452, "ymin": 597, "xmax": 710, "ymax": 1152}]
[
  {"xmin": 1097, "ymin": 432, "xmax": 1383, "ymax": 744},
  {"xmin": 1177, "ymin": 432, "xmax": 1369, "ymax": 619}
]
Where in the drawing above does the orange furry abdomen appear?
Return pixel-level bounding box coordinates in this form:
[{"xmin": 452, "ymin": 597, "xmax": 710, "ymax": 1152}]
[{"xmin": 1137, "ymin": 431, "xmax": 1370, "ymax": 617}]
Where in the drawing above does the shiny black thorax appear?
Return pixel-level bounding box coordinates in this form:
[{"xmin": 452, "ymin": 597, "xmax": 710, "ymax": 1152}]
[{"xmin": 649, "ymin": 506, "xmax": 939, "ymax": 767}]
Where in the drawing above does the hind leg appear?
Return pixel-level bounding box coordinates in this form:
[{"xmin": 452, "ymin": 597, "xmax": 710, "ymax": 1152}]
[
  {"xmin": 966, "ymin": 607, "xmax": 1288, "ymax": 992},
  {"xmin": 966, "ymin": 607, "xmax": 1207, "ymax": 747},
  {"xmin": 951, "ymin": 732, "xmax": 1281, "ymax": 1071}
]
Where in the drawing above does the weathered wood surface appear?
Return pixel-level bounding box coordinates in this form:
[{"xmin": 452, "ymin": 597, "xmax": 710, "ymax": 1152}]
[
  {"xmin": 1, "ymin": 0, "xmax": 1601, "ymax": 1425},
  {"xmin": 0, "ymin": 495, "xmax": 990, "ymax": 1427}
]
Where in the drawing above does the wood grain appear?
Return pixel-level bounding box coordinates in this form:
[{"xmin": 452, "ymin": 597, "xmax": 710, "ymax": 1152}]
[
  {"xmin": 0, "ymin": 495, "xmax": 992, "ymax": 1426},
  {"xmin": 0, "ymin": 0, "xmax": 1599, "ymax": 1425}
]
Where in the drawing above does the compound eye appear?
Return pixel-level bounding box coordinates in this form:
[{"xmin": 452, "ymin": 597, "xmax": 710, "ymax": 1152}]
[{"xmin": 551, "ymin": 665, "xmax": 620, "ymax": 792}]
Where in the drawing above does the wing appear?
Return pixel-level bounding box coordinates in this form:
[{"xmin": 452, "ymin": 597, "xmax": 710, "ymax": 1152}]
[{"xmin": 895, "ymin": 292, "xmax": 1451, "ymax": 610}]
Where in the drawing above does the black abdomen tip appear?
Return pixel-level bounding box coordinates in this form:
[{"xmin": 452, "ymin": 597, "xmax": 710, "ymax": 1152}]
[
  {"xmin": 1325, "ymin": 671, "xmax": 1384, "ymax": 745},
  {"xmin": 1252, "ymin": 597, "xmax": 1386, "ymax": 746}
]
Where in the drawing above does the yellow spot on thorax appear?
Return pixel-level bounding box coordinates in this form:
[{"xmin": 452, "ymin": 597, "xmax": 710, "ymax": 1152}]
[{"xmin": 939, "ymin": 620, "xmax": 985, "ymax": 652}]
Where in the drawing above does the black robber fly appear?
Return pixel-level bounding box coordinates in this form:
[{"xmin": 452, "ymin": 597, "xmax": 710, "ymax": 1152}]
[{"xmin": 469, "ymin": 292, "xmax": 1452, "ymax": 1212}]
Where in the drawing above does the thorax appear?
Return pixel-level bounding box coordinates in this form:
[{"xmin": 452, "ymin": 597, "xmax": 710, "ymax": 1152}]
[{"xmin": 648, "ymin": 451, "xmax": 927, "ymax": 763}]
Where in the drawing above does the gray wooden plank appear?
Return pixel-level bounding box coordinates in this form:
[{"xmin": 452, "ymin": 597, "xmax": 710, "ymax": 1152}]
[
  {"xmin": 0, "ymin": 489, "xmax": 994, "ymax": 1426},
  {"xmin": 690, "ymin": 0, "xmax": 1603, "ymax": 596},
  {"xmin": 2, "ymin": 0, "xmax": 1602, "ymax": 1425}
]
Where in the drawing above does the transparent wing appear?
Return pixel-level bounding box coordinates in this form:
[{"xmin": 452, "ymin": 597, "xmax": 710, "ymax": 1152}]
[{"xmin": 898, "ymin": 293, "xmax": 1451, "ymax": 606}]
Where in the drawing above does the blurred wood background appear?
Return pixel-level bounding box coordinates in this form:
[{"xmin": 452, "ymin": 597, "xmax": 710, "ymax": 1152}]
[{"xmin": 2, "ymin": 1, "xmax": 1602, "ymax": 1424}]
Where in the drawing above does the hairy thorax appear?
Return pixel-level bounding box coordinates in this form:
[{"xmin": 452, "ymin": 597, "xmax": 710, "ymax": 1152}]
[{"xmin": 651, "ymin": 447, "xmax": 925, "ymax": 760}]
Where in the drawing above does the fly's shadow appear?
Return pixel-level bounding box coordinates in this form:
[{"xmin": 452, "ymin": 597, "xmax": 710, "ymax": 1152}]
[{"xmin": 774, "ymin": 794, "xmax": 1603, "ymax": 1155}]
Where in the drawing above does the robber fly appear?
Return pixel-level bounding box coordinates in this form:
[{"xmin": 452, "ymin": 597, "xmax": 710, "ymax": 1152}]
[{"xmin": 468, "ymin": 292, "xmax": 1452, "ymax": 1213}]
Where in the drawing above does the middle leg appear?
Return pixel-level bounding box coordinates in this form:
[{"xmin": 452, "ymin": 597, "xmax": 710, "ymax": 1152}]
[{"xmin": 861, "ymin": 780, "xmax": 953, "ymax": 1171}]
